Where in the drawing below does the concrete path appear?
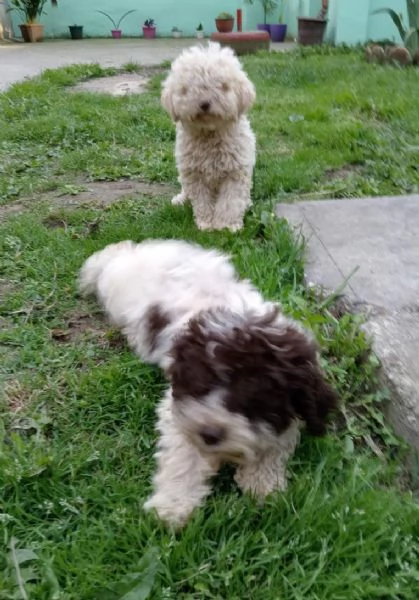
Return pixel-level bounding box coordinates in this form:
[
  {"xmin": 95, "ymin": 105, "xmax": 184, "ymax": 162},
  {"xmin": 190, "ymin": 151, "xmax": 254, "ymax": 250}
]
[
  {"xmin": 277, "ymin": 195, "xmax": 419, "ymax": 449},
  {"xmin": 0, "ymin": 38, "xmax": 197, "ymax": 91},
  {"xmin": 0, "ymin": 38, "xmax": 295, "ymax": 91}
]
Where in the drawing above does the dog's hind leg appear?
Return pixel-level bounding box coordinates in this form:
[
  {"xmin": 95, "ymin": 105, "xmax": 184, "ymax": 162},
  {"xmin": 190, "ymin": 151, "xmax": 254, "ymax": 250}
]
[
  {"xmin": 234, "ymin": 421, "xmax": 300, "ymax": 499},
  {"xmin": 143, "ymin": 390, "xmax": 219, "ymax": 528}
]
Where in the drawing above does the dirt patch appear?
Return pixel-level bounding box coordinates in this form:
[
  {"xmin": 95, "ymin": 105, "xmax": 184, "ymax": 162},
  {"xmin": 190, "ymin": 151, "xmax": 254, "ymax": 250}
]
[
  {"xmin": 53, "ymin": 180, "xmax": 176, "ymax": 209},
  {"xmin": 69, "ymin": 73, "xmax": 150, "ymax": 96},
  {"xmin": 42, "ymin": 215, "xmax": 68, "ymax": 229},
  {"xmin": 324, "ymin": 164, "xmax": 363, "ymax": 180},
  {"xmin": 50, "ymin": 310, "xmax": 126, "ymax": 349},
  {"xmin": 0, "ymin": 179, "xmax": 177, "ymax": 223},
  {"xmin": 0, "ymin": 203, "xmax": 25, "ymax": 223},
  {"xmin": 4, "ymin": 380, "xmax": 33, "ymax": 414}
]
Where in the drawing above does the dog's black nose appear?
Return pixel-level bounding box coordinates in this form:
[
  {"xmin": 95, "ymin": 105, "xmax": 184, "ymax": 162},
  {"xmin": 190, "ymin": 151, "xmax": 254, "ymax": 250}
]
[
  {"xmin": 200, "ymin": 425, "xmax": 224, "ymax": 446},
  {"xmin": 200, "ymin": 101, "xmax": 210, "ymax": 112}
]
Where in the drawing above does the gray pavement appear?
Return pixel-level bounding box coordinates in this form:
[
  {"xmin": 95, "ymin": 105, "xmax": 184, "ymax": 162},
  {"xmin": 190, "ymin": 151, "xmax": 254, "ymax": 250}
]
[
  {"xmin": 0, "ymin": 38, "xmax": 295, "ymax": 91},
  {"xmin": 0, "ymin": 38, "xmax": 197, "ymax": 91},
  {"xmin": 277, "ymin": 195, "xmax": 419, "ymax": 449}
]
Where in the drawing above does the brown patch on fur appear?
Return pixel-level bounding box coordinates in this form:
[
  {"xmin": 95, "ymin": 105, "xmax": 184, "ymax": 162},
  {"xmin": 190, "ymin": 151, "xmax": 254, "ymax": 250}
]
[
  {"xmin": 146, "ymin": 304, "xmax": 171, "ymax": 352},
  {"xmin": 169, "ymin": 307, "xmax": 338, "ymax": 436}
]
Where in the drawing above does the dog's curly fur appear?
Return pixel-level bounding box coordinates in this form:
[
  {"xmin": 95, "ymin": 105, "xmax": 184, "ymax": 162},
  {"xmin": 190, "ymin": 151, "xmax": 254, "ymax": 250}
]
[
  {"xmin": 79, "ymin": 239, "xmax": 338, "ymax": 528},
  {"xmin": 161, "ymin": 42, "xmax": 256, "ymax": 232}
]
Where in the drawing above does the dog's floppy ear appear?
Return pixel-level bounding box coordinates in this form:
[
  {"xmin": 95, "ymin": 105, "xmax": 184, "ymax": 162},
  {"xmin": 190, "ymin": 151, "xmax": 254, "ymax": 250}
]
[
  {"xmin": 161, "ymin": 78, "xmax": 178, "ymax": 121},
  {"xmin": 237, "ymin": 75, "xmax": 256, "ymax": 115},
  {"xmin": 271, "ymin": 326, "xmax": 338, "ymax": 436}
]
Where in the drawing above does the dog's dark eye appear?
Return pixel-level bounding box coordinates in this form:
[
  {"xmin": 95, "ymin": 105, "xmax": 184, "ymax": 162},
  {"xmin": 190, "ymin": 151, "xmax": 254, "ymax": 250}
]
[
  {"xmin": 180, "ymin": 86, "xmax": 188, "ymax": 95},
  {"xmin": 221, "ymin": 82, "xmax": 230, "ymax": 92}
]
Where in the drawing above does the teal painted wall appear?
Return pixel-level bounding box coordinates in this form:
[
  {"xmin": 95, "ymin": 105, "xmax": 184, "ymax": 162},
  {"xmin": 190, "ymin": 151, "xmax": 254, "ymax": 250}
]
[
  {"xmin": 8, "ymin": 0, "xmax": 410, "ymax": 44},
  {"xmin": 367, "ymin": 0, "xmax": 407, "ymax": 43},
  {"xmin": 10, "ymin": 0, "xmax": 242, "ymax": 38}
]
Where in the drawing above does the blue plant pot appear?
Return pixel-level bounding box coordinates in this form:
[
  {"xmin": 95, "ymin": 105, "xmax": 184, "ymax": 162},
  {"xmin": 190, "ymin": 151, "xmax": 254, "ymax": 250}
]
[
  {"xmin": 270, "ymin": 23, "xmax": 287, "ymax": 42},
  {"xmin": 257, "ymin": 24, "xmax": 270, "ymax": 35}
]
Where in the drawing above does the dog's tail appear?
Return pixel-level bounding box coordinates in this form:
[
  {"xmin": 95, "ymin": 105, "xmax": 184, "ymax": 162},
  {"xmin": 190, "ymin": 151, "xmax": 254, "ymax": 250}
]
[{"xmin": 78, "ymin": 240, "xmax": 136, "ymax": 296}]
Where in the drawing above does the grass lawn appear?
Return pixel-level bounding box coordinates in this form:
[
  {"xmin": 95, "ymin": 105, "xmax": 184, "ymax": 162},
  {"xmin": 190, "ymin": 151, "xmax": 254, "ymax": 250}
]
[{"xmin": 1, "ymin": 47, "xmax": 419, "ymax": 599}]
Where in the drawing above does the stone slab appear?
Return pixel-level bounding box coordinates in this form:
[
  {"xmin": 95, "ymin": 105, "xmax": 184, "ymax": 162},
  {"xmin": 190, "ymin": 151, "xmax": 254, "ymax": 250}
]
[{"xmin": 276, "ymin": 195, "xmax": 419, "ymax": 448}]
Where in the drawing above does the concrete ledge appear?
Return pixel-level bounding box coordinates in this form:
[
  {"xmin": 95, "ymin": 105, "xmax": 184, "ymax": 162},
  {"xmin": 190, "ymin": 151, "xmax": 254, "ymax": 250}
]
[
  {"xmin": 276, "ymin": 195, "xmax": 419, "ymax": 450},
  {"xmin": 210, "ymin": 31, "xmax": 270, "ymax": 55}
]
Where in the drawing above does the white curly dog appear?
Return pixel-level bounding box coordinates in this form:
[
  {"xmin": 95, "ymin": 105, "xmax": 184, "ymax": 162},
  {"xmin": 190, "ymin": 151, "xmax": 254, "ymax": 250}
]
[
  {"xmin": 161, "ymin": 42, "xmax": 256, "ymax": 232},
  {"xmin": 79, "ymin": 239, "xmax": 337, "ymax": 528}
]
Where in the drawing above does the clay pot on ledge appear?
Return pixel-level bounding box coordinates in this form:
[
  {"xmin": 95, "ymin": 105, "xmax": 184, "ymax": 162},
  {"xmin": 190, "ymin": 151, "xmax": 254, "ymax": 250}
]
[{"xmin": 19, "ymin": 22, "xmax": 44, "ymax": 43}]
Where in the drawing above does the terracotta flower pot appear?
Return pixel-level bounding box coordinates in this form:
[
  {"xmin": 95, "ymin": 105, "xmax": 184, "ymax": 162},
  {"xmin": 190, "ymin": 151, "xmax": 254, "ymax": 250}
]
[
  {"xmin": 215, "ymin": 18, "xmax": 234, "ymax": 33},
  {"xmin": 19, "ymin": 23, "xmax": 44, "ymax": 43}
]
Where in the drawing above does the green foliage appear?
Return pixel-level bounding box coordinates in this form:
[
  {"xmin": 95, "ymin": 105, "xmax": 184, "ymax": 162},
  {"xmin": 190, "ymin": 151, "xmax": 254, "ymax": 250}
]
[
  {"xmin": 216, "ymin": 12, "xmax": 234, "ymax": 19},
  {"xmin": 372, "ymin": 0, "xmax": 419, "ymax": 54},
  {"xmin": 6, "ymin": 0, "xmax": 47, "ymax": 23},
  {"xmin": 245, "ymin": 0, "xmax": 279, "ymax": 24},
  {"xmin": 0, "ymin": 52, "xmax": 419, "ymax": 599},
  {"xmin": 96, "ymin": 9, "xmax": 136, "ymax": 31}
]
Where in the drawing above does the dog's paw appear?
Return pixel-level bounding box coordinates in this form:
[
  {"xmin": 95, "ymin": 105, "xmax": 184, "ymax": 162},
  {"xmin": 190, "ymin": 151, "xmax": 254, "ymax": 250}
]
[
  {"xmin": 143, "ymin": 494, "xmax": 192, "ymax": 529},
  {"xmin": 234, "ymin": 465, "xmax": 287, "ymax": 499},
  {"xmin": 195, "ymin": 219, "xmax": 214, "ymax": 231},
  {"xmin": 171, "ymin": 193, "xmax": 187, "ymax": 206},
  {"xmin": 211, "ymin": 220, "xmax": 243, "ymax": 233}
]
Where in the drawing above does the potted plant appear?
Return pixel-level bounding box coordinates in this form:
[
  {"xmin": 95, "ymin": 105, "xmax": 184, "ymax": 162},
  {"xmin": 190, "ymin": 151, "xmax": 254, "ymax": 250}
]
[
  {"xmin": 196, "ymin": 22, "xmax": 205, "ymax": 39},
  {"xmin": 69, "ymin": 24, "xmax": 83, "ymax": 40},
  {"xmin": 245, "ymin": 0, "xmax": 278, "ymax": 35},
  {"xmin": 215, "ymin": 12, "xmax": 234, "ymax": 33},
  {"xmin": 270, "ymin": 0, "xmax": 287, "ymax": 42},
  {"xmin": 7, "ymin": 0, "xmax": 47, "ymax": 42},
  {"xmin": 143, "ymin": 18, "xmax": 156, "ymax": 38},
  {"xmin": 298, "ymin": 0, "xmax": 328, "ymax": 45},
  {"xmin": 96, "ymin": 9, "xmax": 136, "ymax": 39},
  {"xmin": 371, "ymin": 0, "xmax": 419, "ymax": 58},
  {"xmin": 171, "ymin": 26, "xmax": 182, "ymax": 38}
]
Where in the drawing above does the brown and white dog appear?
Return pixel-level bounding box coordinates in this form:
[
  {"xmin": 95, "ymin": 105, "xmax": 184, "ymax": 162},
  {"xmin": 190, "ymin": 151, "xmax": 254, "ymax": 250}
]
[{"xmin": 79, "ymin": 239, "xmax": 337, "ymax": 528}]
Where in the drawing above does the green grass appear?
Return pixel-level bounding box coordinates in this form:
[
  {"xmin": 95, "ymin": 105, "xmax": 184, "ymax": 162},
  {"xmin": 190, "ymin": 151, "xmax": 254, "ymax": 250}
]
[
  {"xmin": 1, "ymin": 48, "xmax": 418, "ymax": 206},
  {"xmin": 1, "ymin": 48, "xmax": 419, "ymax": 599}
]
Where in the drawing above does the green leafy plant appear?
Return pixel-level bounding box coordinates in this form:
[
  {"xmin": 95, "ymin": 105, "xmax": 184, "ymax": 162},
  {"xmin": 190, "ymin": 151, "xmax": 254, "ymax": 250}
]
[
  {"xmin": 197, "ymin": 22, "xmax": 203, "ymax": 30},
  {"xmin": 96, "ymin": 9, "xmax": 136, "ymax": 30},
  {"xmin": 372, "ymin": 0, "xmax": 419, "ymax": 54},
  {"xmin": 7, "ymin": 0, "xmax": 47, "ymax": 23},
  {"xmin": 278, "ymin": 0, "xmax": 287, "ymax": 23},
  {"xmin": 245, "ymin": 0, "xmax": 278, "ymax": 25},
  {"xmin": 144, "ymin": 18, "xmax": 155, "ymax": 28},
  {"xmin": 216, "ymin": 12, "xmax": 234, "ymax": 20}
]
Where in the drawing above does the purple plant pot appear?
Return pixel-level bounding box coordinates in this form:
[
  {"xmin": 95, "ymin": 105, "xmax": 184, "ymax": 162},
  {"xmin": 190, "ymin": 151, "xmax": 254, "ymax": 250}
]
[
  {"xmin": 257, "ymin": 24, "xmax": 270, "ymax": 35},
  {"xmin": 143, "ymin": 26, "xmax": 156, "ymax": 39},
  {"xmin": 270, "ymin": 23, "xmax": 287, "ymax": 42},
  {"xmin": 111, "ymin": 29, "xmax": 122, "ymax": 39}
]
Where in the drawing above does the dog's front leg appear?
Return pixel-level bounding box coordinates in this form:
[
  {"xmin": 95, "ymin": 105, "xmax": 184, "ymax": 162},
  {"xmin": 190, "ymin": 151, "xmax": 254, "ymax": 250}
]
[
  {"xmin": 144, "ymin": 392, "xmax": 219, "ymax": 528},
  {"xmin": 234, "ymin": 421, "xmax": 300, "ymax": 499},
  {"xmin": 181, "ymin": 175, "xmax": 215, "ymax": 230},
  {"xmin": 212, "ymin": 174, "xmax": 252, "ymax": 232}
]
